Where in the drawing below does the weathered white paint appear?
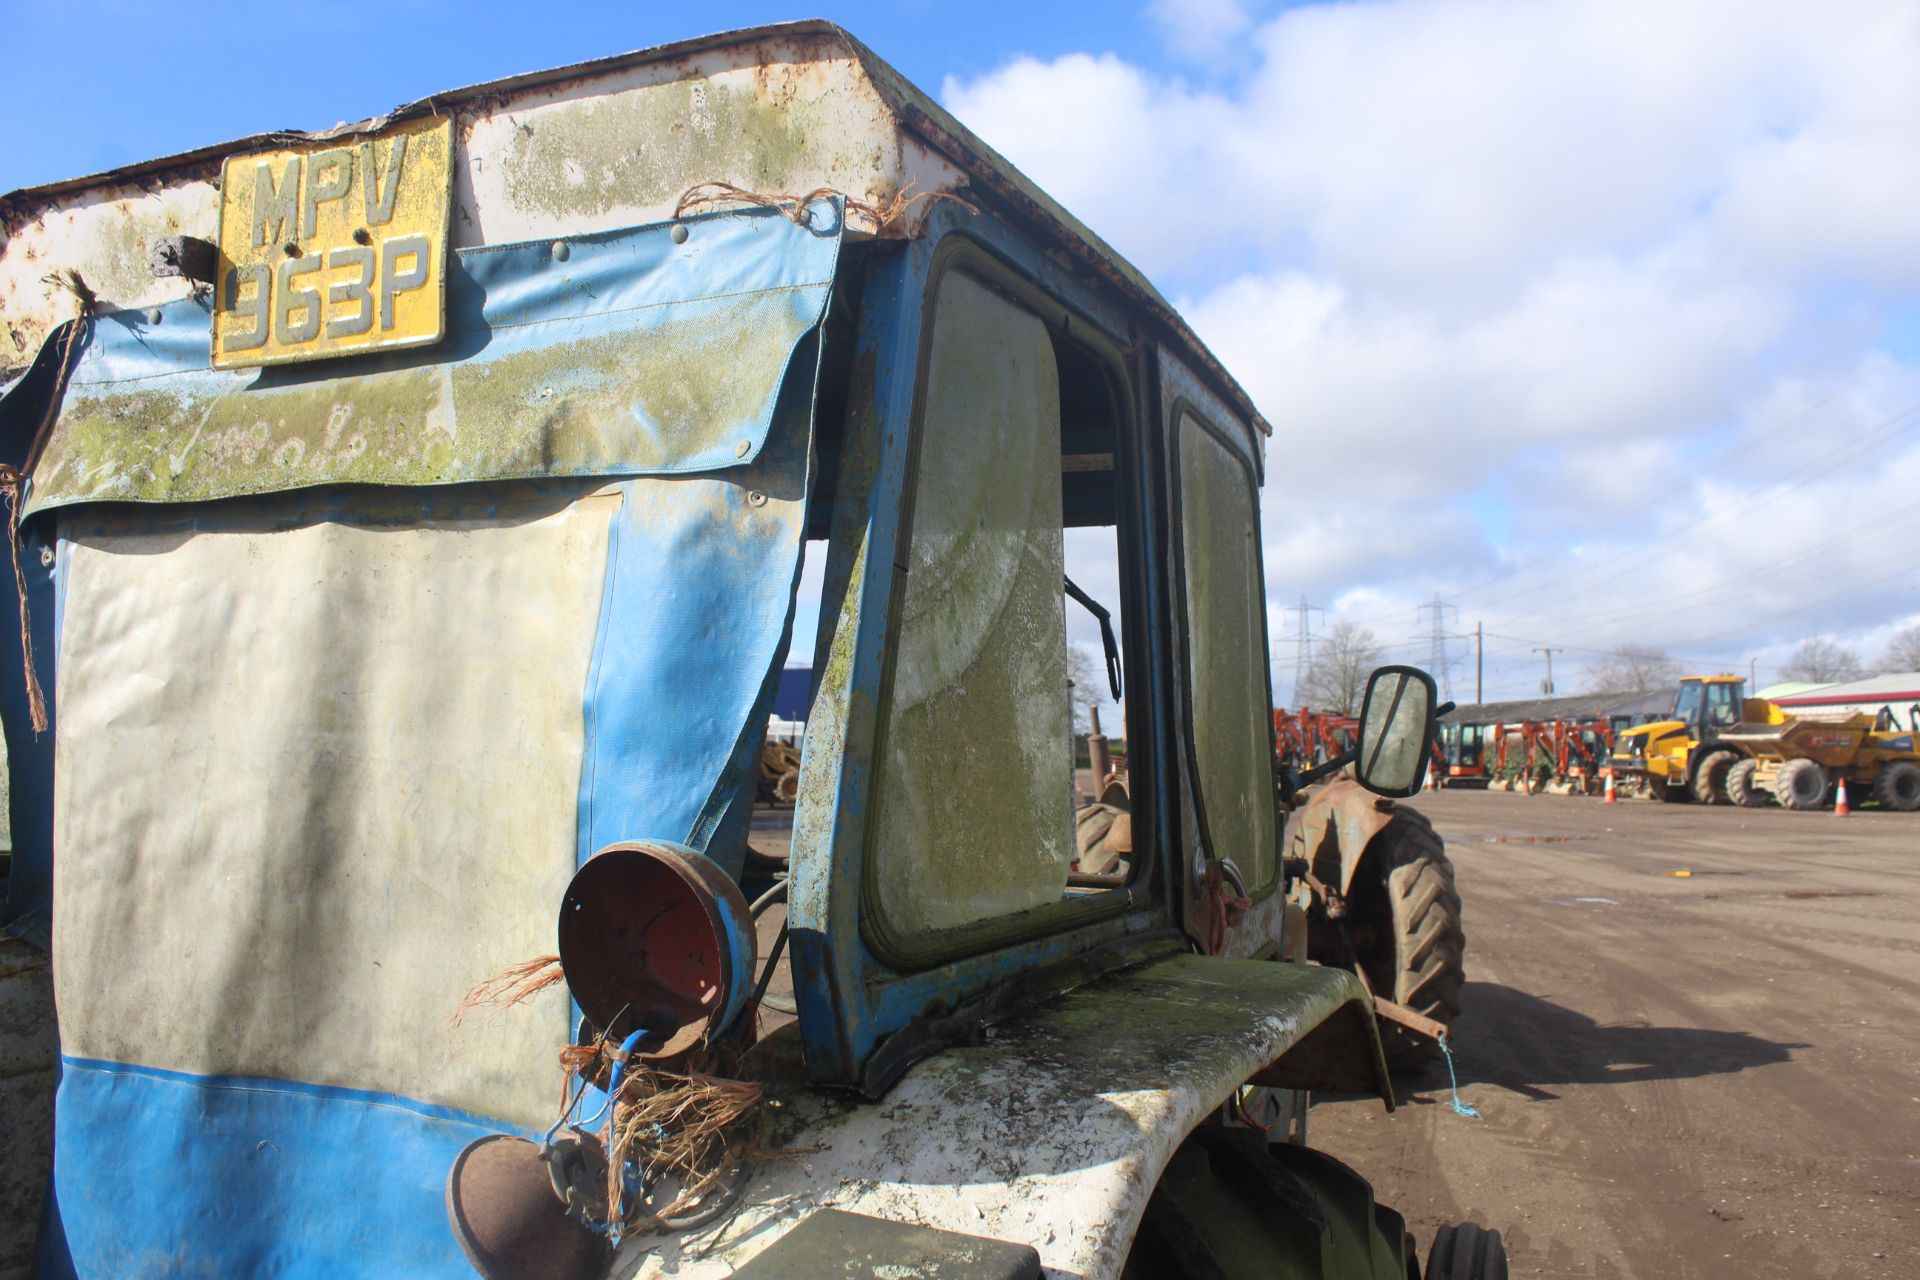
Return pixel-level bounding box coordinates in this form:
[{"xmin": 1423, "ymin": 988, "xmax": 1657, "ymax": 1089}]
[{"xmin": 618, "ymin": 954, "xmax": 1374, "ymax": 1280}]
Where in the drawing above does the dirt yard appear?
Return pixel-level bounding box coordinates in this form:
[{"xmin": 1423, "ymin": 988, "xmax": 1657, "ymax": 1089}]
[{"xmin": 1311, "ymin": 787, "xmax": 1920, "ymax": 1279}]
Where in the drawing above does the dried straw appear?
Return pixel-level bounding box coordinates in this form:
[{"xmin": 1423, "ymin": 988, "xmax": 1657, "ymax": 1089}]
[
  {"xmin": 605, "ymin": 1061, "xmax": 764, "ymax": 1227},
  {"xmin": 450, "ymin": 953, "xmax": 565, "ymax": 1026}
]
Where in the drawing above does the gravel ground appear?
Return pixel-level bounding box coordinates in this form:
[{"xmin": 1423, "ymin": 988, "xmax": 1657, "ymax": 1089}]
[{"xmin": 1310, "ymin": 787, "xmax": 1920, "ymax": 1280}]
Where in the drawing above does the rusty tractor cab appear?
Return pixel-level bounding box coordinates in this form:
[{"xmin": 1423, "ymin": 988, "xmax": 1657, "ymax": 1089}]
[{"xmin": 0, "ymin": 23, "xmax": 1505, "ymax": 1280}]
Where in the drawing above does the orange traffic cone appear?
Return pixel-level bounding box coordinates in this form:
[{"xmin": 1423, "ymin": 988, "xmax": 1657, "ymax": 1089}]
[
  {"xmin": 1603, "ymin": 767, "xmax": 1616, "ymax": 804},
  {"xmin": 1835, "ymin": 775, "xmax": 1850, "ymax": 816}
]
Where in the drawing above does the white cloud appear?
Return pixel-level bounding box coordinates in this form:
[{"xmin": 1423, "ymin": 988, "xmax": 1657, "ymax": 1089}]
[
  {"xmin": 1148, "ymin": 0, "xmax": 1257, "ymax": 62},
  {"xmin": 944, "ymin": 0, "xmax": 1920, "ymax": 697}
]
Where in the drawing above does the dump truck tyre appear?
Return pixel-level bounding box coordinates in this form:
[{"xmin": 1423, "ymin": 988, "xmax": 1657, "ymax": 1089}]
[
  {"xmin": 1725, "ymin": 758, "xmax": 1768, "ymax": 807},
  {"xmin": 1872, "ymin": 761, "xmax": 1920, "ymax": 812},
  {"xmin": 1362, "ymin": 809, "xmax": 1465, "ymax": 1071},
  {"xmin": 1122, "ymin": 1128, "xmax": 1420, "ymax": 1279},
  {"xmin": 1425, "ymin": 1223, "xmax": 1509, "ymax": 1280},
  {"xmin": 1691, "ymin": 751, "xmax": 1736, "ymax": 805},
  {"xmin": 1775, "ymin": 758, "xmax": 1828, "ymax": 810}
]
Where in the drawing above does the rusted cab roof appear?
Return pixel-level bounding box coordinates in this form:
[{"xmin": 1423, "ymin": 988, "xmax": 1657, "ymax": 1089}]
[{"xmin": 0, "ymin": 21, "xmax": 1267, "ymax": 435}]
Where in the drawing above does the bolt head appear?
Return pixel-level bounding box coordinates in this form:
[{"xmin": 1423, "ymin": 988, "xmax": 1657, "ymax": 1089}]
[
  {"xmin": 734, "ymin": 440, "xmax": 752, "ymax": 459},
  {"xmin": 670, "ymin": 224, "xmax": 690, "ymax": 245},
  {"xmin": 551, "ymin": 241, "xmax": 570, "ymax": 262}
]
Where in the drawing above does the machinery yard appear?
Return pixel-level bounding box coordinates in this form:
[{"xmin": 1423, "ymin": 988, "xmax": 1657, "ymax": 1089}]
[{"xmin": 1310, "ymin": 788, "xmax": 1920, "ymax": 1279}]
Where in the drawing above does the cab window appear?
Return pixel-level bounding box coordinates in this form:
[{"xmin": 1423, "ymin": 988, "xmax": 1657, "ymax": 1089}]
[
  {"xmin": 865, "ymin": 267, "xmax": 1138, "ymax": 956},
  {"xmin": 1176, "ymin": 411, "xmax": 1277, "ymax": 896}
]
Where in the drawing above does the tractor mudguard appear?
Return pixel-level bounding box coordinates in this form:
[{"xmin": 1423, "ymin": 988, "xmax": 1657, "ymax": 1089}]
[
  {"xmin": 621, "ymin": 951, "xmax": 1388, "ymax": 1280},
  {"xmin": 1291, "ymin": 775, "xmax": 1400, "ymax": 899}
]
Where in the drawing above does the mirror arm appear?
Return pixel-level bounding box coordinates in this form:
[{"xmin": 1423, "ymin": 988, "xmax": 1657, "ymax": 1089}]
[{"xmin": 1295, "ymin": 748, "xmax": 1357, "ymax": 789}]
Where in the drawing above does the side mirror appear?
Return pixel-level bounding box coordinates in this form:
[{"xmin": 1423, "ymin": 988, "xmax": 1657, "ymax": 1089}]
[{"xmin": 1355, "ymin": 665, "xmax": 1440, "ymax": 798}]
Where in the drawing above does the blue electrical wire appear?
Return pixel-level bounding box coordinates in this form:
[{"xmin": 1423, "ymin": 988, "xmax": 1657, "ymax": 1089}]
[{"xmin": 1437, "ymin": 1034, "xmax": 1481, "ymax": 1119}]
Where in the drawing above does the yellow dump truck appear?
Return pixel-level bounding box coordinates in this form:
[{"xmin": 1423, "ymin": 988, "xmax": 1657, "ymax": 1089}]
[
  {"xmin": 1612, "ymin": 675, "xmax": 1920, "ymax": 810},
  {"xmin": 1713, "ymin": 715, "xmax": 1920, "ymax": 810}
]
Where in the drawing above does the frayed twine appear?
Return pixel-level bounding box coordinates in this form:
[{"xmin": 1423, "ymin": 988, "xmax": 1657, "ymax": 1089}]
[
  {"xmin": 673, "ymin": 180, "xmax": 976, "ymax": 235},
  {"xmin": 1, "ymin": 279, "xmax": 91, "ymax": 737},
  {"xmin": 450, "ymin": 953, "xmax": 564, "ymax": 1026}
]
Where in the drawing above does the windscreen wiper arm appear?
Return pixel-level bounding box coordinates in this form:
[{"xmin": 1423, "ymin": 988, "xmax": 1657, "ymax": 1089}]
[{"xmin": 1063, "ymin": 575, "xmax": 1123, "ymax": 702}]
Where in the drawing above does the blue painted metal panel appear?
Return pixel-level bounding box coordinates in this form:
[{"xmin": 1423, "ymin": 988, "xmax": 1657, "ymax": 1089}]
[{"xmin": 52, "ymin": 1057, "xmax": 508, "ymax": 1280}]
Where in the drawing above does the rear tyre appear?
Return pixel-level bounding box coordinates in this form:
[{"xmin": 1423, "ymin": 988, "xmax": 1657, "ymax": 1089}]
[
  {"xmin": 1348, "ymin": 808, "xmax": 1465, "ymax": 1071},
  {"xmin": 1872, "ymin": 761, "xmax": 1920, "ymax": 812},
  {"xmin": 1690, "ymin": 751, "xmax": 1735, "ymax": 804},
  {"xmin": 1425, "ymin": 1223, "xmax": 1509, "ymax": 1280},
  {"xmin": 1775, "ymin": 758, "xmax": 1828, "ymax": 810},
  {"xmin": 1122, "ymin": 1129, "xmax": 1419, "ymax": 1280},
  {"xmin": 1725, "ymin": 759, "xmax": 1768, "ymax": 807}
]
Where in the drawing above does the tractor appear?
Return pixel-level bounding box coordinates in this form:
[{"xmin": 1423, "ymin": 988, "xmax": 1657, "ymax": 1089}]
[{"xmin": 0, "ymin": 22, "xmax": 1506, "ymax": 1279}]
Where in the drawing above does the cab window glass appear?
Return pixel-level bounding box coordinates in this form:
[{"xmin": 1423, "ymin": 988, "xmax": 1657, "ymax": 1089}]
[
  {"xmin": 869, "ymin": 272, "xmax": 1073, "ymax": 937},
  {"xmin": 1177, "ymin": 412, "xmax": 1276, "ymax": 894}
]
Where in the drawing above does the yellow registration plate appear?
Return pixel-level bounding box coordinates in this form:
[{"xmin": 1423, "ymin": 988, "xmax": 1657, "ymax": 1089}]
[{"xmin": 212, "ymin": 116, "xmax": 453, "ymax": 370}]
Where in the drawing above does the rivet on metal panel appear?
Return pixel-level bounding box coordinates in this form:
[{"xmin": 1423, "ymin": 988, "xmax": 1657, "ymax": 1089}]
[
  {"xmin": 747, "ymin": 491, "xmax": 767, "ymax": 507},
  {"xmin": 147, "ymin": 309, "xmax": 164, "ymax": 325},
  {"xmin": 551, "ymin": 241, "xmax": 570, "ymax": 262},
  {"xmin": 38, "ymin": 547, "xmax": 54, "ymax": 568},
  {"xmin": 734, "ymin": 440, "xmax": 752, "ymax": 458},
  {"xmin": 670, "ymin": 224, "xmax": 690, "ymax": 245}
]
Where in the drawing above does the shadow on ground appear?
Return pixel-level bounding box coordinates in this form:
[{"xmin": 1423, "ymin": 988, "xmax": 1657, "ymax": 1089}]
[{"xmin": 1400, "ymin": 982, "xmax": 1809, "ymax": 1103}]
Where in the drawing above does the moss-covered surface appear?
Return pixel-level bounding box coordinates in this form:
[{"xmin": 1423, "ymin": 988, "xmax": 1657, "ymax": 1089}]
[{"xmin": 28, "ymin": 293, "xmax": 809, "ymax": 515}]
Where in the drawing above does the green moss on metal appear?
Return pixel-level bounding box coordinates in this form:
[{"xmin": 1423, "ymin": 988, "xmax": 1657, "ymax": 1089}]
[
  {"xmin": 498, "ymin": 77, "xmax": 830, "ymax": 221},
  {"xmin": 28, "ymin": 296, "xmax": 807, "ymax": 514}
]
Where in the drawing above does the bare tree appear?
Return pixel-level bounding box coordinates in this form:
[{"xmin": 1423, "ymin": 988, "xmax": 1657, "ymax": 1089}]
[
  {"xmin": 1297, "ymin": 620, "xmax": 1384, "ymax": 715},
  {"xmin": 1882, "ymin": 623, "xmax": 1920, "ymax": 673},
  {"xmin": 1780, "ymin": 636, "xmax": 1865, "ymax": 684},
  {"xmin": 1066, "ymin": 643, "xmax": 1108, "ymax": 734},
  {"xmin": 1585, "ymin": 644, "xmax": 1683, "ymax": 695}
]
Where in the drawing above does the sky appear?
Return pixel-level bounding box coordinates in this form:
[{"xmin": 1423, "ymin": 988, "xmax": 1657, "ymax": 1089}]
[{"xmin": 5, "ymin": 0, "xmax": 1919, "ymax": 707}]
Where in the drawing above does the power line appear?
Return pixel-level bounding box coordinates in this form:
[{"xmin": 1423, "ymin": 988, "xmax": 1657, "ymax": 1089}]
[
  {"xmin": 1416, "ymin": 594, "xmax": 1459, "ymax": 702},
  {"xmin": 1283, "ymin": 596, "xmax": 1324, "ymax": 707}
]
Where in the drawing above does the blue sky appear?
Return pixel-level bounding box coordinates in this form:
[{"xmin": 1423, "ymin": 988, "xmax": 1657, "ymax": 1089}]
[
  {"xmin": 5, "ymin": 0, "xmax": 1919, "ymax": 702},
  {"xmin": 0, "ymin": 4, "xmax": 1175, "ymax": 197}
]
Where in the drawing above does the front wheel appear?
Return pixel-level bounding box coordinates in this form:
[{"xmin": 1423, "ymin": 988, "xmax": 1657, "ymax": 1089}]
[
  {"xmin": 1775, "ymin": 758, "xmax": 1828, "ymax": 810},
  {"xmin": 1347, "ymin": 808, "xmax": 1465, "ymax": 1070}
]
